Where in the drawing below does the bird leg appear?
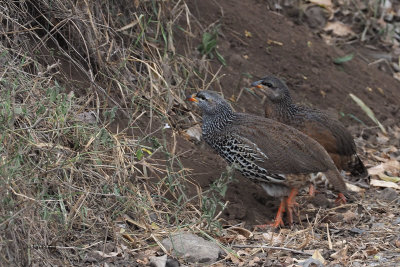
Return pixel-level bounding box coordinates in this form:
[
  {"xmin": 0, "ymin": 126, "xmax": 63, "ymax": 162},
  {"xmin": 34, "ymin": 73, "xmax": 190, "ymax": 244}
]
[
  {"xmin": 308, "ymin": 184, "xmax": 316, "ymax": 197},
  {"xmin": 335, "ymin": 193, "xmax": 347, "ymax": 205},
  {"xmin": 271, "ymin": 198, "xmax": 286, "ymax": 228},
  {"xmin": 285, "ymin": 188, "xmax": 299, "ymax": 225}
]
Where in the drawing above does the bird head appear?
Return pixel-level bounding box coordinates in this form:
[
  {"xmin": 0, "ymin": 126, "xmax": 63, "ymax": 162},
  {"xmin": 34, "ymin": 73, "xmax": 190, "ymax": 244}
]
[
  {"xmin": 187, "ymin": 90, "xmax": 232, "ymax": 116},
  {"xmin": 251, "ymin": 75, "xmax": 290, "ymax": 103}
]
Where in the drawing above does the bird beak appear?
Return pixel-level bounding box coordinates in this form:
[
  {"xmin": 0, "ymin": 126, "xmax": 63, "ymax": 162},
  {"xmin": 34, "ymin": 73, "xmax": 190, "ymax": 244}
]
[
  {"xmin": 187, "ymin": 93, "xmax": 199, "ymax": 103},
  {"xmin": 251, "ymin": 80, "xmax": 263, "ymax": 88}
]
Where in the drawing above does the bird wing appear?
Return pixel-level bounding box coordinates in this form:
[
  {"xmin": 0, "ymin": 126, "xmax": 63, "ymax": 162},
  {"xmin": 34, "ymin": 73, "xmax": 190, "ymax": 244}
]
[
  {"xmin": 228, "ymin": 113, "xmax": 333, "ymax": 174},
  {"xmin": 302, "ymin": 109, "xmax": 356, "ymax": 156}
]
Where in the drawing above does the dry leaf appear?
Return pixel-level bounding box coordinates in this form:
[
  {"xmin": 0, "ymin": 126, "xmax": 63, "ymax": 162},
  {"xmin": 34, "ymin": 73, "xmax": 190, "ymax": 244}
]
[
  {"xmin": 227, "ymin": 226, "xmax": 253, "ymax": 239},
  {"xmin": 309, "ymin": 0, "xmax": 332, "ymax": 8},
  {"xmin": 394, "ymin": 72, "xmax": 400, "ymax": 82},
  {"xmin": 342, "ymin": 210, "xmax": 358, "ymax": 223},
  {"xmin": 185, "ymin": 125, "xmax": 202, "ymax": 142},
  {"xmin": 95, "ymin": 247, "xmax": 121, "ymax": 258},
  {"xmin": 324, "ymin": 22, "xmax": 355, "ymax": 36},
  {"xmin": 244, "ymin": 30, "xmax": 252, "ymax": 38},
  {"xmin": 379, "ymin": 174, "xmax": 400, "ymax": 183},
  {"xmin": 267, "ymin": 39, "xmax": 283, "ymax": 46},
  {"xmin": 370, "ymin": 179, "xmax": 400, "ymax": 189},
  {"xmin": 345, "ymin": 182, "xmax": 364, "ymax": 193},
  {"xmin": 368, "ymin": 160, "xmax": 400, "ymax": 176},
  {"xmin": 376, "ymin": 132, "xmax": 389, "ymax": 144},
  {"xmin": 330, "ymin": 245, "xmax": 348, "ymax": 260},
  {"xmin": 312, "ymin": 250, "xmax": 325, "ymax": 264},
  {"xmin": 262, "ymin": 231, "xmax": 284, "ymax": 246}
]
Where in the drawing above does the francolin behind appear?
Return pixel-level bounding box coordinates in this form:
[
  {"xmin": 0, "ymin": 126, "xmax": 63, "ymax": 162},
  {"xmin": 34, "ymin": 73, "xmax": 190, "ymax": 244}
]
[{"xmin": 251, "ymin": 75, "xmax": 369, "ymax": 189}]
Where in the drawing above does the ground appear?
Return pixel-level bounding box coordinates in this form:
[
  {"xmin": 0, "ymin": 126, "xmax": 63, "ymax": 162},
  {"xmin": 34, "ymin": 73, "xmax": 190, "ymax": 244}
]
[
  {"xmin": 175, "ymin": 0, "xmax": 400, "ymax": 226},
  {"xmin": 167, "ymin": 0, "xmax": 400, "ymax": 265}
]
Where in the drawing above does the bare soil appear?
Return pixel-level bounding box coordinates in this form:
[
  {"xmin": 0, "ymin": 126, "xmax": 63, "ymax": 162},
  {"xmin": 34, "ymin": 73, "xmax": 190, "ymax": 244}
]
[{"xmin": 169, "ymin": 0, "xmax": 400, "ymax": 228}]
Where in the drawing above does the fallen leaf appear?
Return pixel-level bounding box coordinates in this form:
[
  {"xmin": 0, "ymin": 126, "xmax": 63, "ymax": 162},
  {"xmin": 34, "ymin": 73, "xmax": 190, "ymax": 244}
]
[
  {"xmin": 330, "ymin": 244, "xmax": 348, "ymax": 260},
  {"xmin": 324, "ymin": 22, "xmax": 355, "ymax": 36},
  {"xmin": 394, "ymin": 72, "xmax": 400, "ymax": 82},
  {"xmin": 379, "ymin": 174, "xmax": 400, "ymax": 183},
  {"xmin": 244, "ymin": 30, "xmax": 252, "ymax": 38},
  {"xmin": 376, "ymin": 132, "xmax": 389, "ymax": 144},
  {"xmin": 312, "ymin": 250, "xmax": 325, "ymax": 264},
  {"xmin": 334, "ymin": 53, "xmax": 354, "ymax": 64},
  {"xmin": 267, "ymin": 39, "xmax": 283, "ymax": 46},
  {"xmin": 228, "ymin": 227, "xmax": 253, "ymax": 239},
  {"xmin": 370, "ymin": 179, "xmax": 400, "ymax": 189},
  {"xmin": 262, "ymin": 231, "xmax": 284, "ymax": 246},
  {"xmin": 342, "ymin": 210, "xmax": 358, "ymax": 223},
  {"xmin": 368, "ymin": 160, "xmax": 400, "ymax": 176},
  {"xmin": 228, "ymin": 95, "xmax": 237, "ymax": 102},
  {"xmin": 366, "ymin": 247, "xmax": 379, "ymax": 256},
  {"xmin": 309, "ymin": 0, "xmax": 332, "ymax": 8},
  {"xmin": 185, "ymin": 125, "xmax": 202, "ymax": 142},
  {"xmin": 345, "ymin": 182, "xmax": 364, "ymax": 193},
  {"xmin": 95, "ymin": 248, "xmax": 121, "ymax": 258}
]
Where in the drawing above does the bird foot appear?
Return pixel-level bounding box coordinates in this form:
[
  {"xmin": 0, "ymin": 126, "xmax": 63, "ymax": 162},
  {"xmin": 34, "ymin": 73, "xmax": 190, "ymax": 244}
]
[
  {"xmin": 335, "ymin": 193, "xmax": 347, "ymax": 205},
  {"xmin": 308, "ymin": 184, "xmax": 318, "ymax": 197}
]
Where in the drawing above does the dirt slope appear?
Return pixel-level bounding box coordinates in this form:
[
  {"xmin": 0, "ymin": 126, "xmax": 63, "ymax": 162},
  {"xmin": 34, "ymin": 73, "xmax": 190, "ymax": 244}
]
[{"xmin": 175, "ymin": 0, "xmax": 400, "ymax": 226}]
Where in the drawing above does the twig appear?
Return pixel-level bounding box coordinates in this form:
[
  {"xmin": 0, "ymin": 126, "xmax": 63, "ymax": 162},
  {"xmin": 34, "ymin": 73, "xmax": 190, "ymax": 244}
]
[{"xmin": 231, "ymin": 244, "xmax": 312, "ymax": 255}]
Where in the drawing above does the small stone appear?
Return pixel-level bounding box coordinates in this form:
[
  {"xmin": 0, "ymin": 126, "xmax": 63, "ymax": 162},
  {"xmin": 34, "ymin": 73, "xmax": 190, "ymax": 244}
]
[
  {"xmin": 379, "ymin": 188, "xmax": 399, "ymax": 202},
  {"xmin": 392, "ymin": 217, "xmax": 400, "ymax": 225},
  {"xmin": 371, "ymin": 223, "xmax": 385, "ymax": 229},
  {"xmin": 149, "ymin": 255, "xmax": 167, "ymax": 267},
  {"xmin": 166, "ymin": 257, "xmax": 180, "ymax": 267},
  {"xmin": 161, "ymin": 232, "xmax": 223, "ymax": 264},
  {"xmin": 299, "ymin": 258, "xmax": 324, "ymax": 267},
  {"xmin": 349, "ymin": 227, "xmax": 365, "ymax": 235}
]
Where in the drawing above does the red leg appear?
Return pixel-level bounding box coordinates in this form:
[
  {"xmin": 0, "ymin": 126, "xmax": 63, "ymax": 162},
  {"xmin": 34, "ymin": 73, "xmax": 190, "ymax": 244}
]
[
  {"xmin": 308, "ymin": 184, "xmax": 316, "ymax": 197},
  {"xmin": 271, "ymin": 198, "xmax": 286, "ymax": 228},
  {"xmin": 286, "ymin": 188, "xmax": 299, "ymax": 225},
  {"xmin": 335, "ymin": 193, "xmax": 347, "ymax": 205}
]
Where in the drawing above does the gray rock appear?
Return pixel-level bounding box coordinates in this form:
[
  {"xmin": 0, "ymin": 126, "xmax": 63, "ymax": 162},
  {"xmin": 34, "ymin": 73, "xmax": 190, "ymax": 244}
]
[
  {"xmin": 161, "ymin": 232, "xmax": 223, "ymax": 264},
  {"xmin": 392, "ymin": 217, "xmax": 400, "ymax": 225},
  {"xmin": 379, "ymin": 188, "xmax": 399, "ymax": 202},
  {"xmin": 299, "ymin": 258, "xmax": 324, "ymax": 267},
  {"xmin": 150, "ymin": 255, "xmax": 167, "ymax": 267}
]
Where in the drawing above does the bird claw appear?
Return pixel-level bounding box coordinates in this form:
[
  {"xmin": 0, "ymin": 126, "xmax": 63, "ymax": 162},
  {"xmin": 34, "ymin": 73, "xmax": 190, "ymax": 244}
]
[{"xmin": 335, "ymin": 193, "xmax": 347, "ymax": 205}]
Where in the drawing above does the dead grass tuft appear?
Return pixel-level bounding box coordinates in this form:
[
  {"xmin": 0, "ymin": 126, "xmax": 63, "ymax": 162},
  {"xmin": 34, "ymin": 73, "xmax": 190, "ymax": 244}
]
[{"xmin": 0, "ymin": 0, "xmax": 228, "ymax": 265}]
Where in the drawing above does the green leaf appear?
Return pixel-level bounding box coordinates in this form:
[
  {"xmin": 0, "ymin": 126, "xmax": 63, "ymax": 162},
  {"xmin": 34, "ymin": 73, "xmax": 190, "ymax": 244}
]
[
  {"xmin": 379, "ymin": 174, "xmax": 400, "ymax": 183},
  {"xmin": 136, "ymin": 149, "xmax": 143, "ymax": 160},
  {"xmin": 215, "ymin": 50, "xmax": 226, "ymax": 66},
  {"xmin": 349, "ymin": 93, "xmax": 386, "ymax": 133},
  {"xmin": 334, "ymin": 53, "xmax": 354, "ymax": 64}
]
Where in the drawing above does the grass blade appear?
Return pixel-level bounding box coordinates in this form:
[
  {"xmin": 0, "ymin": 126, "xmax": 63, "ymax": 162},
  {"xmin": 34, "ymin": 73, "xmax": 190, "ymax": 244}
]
[{"xmin": 349, "ymin": 93, "xmax": 386, "ymax": 134}]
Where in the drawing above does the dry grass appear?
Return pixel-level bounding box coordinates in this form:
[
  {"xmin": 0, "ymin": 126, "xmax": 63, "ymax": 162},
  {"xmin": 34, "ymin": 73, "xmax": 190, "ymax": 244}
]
[{"xmin": 0, "ymin": 0, "xmax": 228, "ymax": 265}]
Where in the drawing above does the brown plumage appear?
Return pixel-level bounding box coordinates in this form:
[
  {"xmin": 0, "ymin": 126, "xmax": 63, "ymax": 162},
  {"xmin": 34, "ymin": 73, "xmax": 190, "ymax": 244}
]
[
  {"xmin": 251, "ymin": 76, "xmax": 369, "ymax": 188},
  {"xmin": 187, "ymin": 90, "xmax": 348, "ymax": 227}
]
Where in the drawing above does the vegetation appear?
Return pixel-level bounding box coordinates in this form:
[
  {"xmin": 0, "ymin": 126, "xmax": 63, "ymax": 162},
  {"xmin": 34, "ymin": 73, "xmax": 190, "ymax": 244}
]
[{"xmin": 0, "ymin": 0, "xmax": 227, "ymax": 265}]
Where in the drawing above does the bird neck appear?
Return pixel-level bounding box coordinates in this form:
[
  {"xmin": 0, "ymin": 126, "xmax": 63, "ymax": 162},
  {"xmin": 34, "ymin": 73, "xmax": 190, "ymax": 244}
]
[
  {"xmin": 274, "ymin": 97, "xmax": 298, "ymax": 120},
  {"xmin": 202, "ymin": 107, "xmax": 235, "ymax": 137}
]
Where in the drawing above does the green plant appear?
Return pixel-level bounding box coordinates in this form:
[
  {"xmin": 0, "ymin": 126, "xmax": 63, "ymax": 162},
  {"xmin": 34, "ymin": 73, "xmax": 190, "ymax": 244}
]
[
  {"xmin": 200, "ymin": 165, "xmax": 234, "ymax": 231},
  {"xmin": 198, "ymin": 26, "xmax": 226, "ymax": 65}
]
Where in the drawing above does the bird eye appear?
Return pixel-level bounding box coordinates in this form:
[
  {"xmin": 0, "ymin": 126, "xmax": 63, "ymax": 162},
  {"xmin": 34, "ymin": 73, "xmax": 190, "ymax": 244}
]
[
  {"xmin": 262, "ymin": 81, "xmax": 273, "ymax": 87},
  {"xmin": 196, "ymin": 93, "xmax": 207, "ymax": 100}
]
